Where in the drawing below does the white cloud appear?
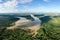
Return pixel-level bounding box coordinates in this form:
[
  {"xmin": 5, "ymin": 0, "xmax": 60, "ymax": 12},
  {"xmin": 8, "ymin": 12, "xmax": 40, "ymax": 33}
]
[
  {"xmin": 0, "ymin": 0, "xmax": 33, "ymax": 13},
  {"xmin": 0, "ymin": 4, "xmax": 20, "ymax": 13},
  {"xmin": 4, "ymin": 0, "xmax": 17, "ymax": 8}
]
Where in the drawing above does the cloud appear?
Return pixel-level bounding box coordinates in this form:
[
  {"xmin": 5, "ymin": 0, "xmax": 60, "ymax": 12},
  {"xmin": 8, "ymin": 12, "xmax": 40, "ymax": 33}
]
[
  {"xmin": 4, "ymin": 0, "xmax": 17, "ymax": 8},
  {"xmin": 0, "ymin": 0, "xmax": 33, "ymax": 13},
  {"xmin": 0, "ymin": 4, "xmax": 19, "ymax": 13}
]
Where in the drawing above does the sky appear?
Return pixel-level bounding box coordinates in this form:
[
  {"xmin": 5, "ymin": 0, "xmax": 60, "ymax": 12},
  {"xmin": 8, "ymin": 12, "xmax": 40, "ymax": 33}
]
[{"xmin": 0, "ymin": 0, "xmax": 60, "ymax": 13}]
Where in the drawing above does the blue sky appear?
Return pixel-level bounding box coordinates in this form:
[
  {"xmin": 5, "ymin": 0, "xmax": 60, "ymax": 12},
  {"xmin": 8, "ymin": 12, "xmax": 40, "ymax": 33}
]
[{"xmin": 0, "ymin": 0, "xmax": 60, "ymax": 13}]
